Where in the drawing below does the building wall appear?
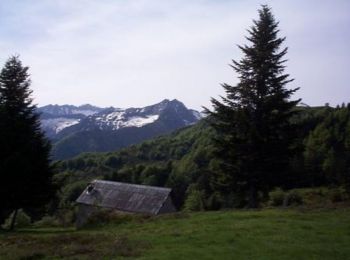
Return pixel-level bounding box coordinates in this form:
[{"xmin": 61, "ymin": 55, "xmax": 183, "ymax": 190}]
[
  {"xmin": 76, "ymin": 195, "xmax": 176, "ymax": 227},
  {"xmin": 76, "ymin": 204, "xmax": 134, "ymax": 228},
  {"xmin": 76, "ymin": 203, "xmax": 98, "ymax": 228},
  {"xmin": 158, "ymin": 196, "xmax": 177, "ymax": 214}
]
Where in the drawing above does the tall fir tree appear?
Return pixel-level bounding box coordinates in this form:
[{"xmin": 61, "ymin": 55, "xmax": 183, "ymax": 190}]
[
  {"xmin": 0, "ymin": 56, "xmax": 55, "ymax": 229},
  {"xmin": 206, "ymin": 5, "xmax": 300, "ymax": 208}
]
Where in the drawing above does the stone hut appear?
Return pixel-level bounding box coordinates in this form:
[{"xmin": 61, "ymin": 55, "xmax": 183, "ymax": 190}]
[{"xmin": 75, "ymin": 180, "xmax": 176, "ymax": 227}]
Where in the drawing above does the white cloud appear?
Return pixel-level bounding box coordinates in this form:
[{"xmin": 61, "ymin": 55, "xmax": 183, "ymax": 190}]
[{"xmin": 0, "ymin": 0, "xmax": 349, "ymax": 109}]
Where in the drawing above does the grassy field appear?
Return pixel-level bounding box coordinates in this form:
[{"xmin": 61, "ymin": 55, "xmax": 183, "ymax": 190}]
[{"xmin": 0, "ymin": 208, "xmax": 350, "ymax": 259}]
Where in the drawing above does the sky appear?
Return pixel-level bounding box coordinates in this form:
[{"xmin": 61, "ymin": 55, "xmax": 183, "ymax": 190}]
[{"xmin": 0, "ymin": 0, "xmax": 349, "ymax": 110}]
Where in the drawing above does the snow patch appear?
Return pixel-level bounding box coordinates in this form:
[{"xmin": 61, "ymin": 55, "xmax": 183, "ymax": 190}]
[
  {"xmin": 41, "ymin": 118, "xmax": 80, "ymax": 133},
  {"xmin": 123, "ymin": 115, "xmax": 159, "ymax": 128},
  {"xmin": 94, "ymin": 112, "xmax": 159, "ymax": 130},
  {"xmin": 191, "ymin": 110, "xmax": 203, "ymax": 120}
]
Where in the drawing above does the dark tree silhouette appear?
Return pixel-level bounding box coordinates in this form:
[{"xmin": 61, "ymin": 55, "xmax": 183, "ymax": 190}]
[
  {"xmin": 206, "ymin": 5, "xmax": 300, "ymax": 208},
  {"xmin": 0, "ymin": 56, "xmax": 55, "ymax": 229}
]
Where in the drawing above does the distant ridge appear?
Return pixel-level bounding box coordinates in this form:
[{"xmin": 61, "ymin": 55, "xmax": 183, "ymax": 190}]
[{"xmin": 38, "ymin": 99, "xmax": 202, "ymax": 159}]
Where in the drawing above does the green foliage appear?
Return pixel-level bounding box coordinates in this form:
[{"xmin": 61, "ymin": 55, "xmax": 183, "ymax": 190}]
[
  {"xmin": 33, "ymin": 215, "xmax": 60, "ymax": 228},
  {"xmin": 267, "ymin": 187, "xmax": 350, "ymax": 208},
  {"xmin": 55, "ymin": 209, "xmax": 75, "ymax": 227},
  {"xmin": 268, "ymin": 189, "xmax": 303, "ymax": 207},
  {"xmin": 284, "ymin": 190, "xmax": 303, "ymax": 206},
  {"xmin": 184, "ymin": 185, "xmax": 206, "ymax": 211},
  {"xmin": 54, "ymin": 121, "xmax": 217, "ymax": 210},
  {"xmin": 53, "ymin": 105, "xmax": 350, "ymax": 213},
  {"xmin": 2, "ymin": 209, "xmax": 31, "ymax": 229},
  {"xmin": 329, "ymin": 187, "xmax": 348, "ymax": 203},
  {"xmin": 303, "ymin": 106, "xmax": 350, "ymax": 187},
  {"xmin": 83, "ymin": 210, "xmax": 136, "ymax": 228},
  {"xmin": 268, "ymin": 188, "xmax": 285, "ymax": 206},
  {"xmin": 206, "ymin": 5, "xmax": 300, "ymax": 208},
  {"xmin": 59, "ymin": 180, "xmax": 88, "ymax": 208},
  {"xmin": 0, "ymin": 56, "xmax": 56, "ymax": 226}
]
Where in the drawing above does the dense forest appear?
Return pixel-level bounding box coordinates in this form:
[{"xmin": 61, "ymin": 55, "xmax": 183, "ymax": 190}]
[{"xmin": 55, "ymin": 105, "xmax": 350, "ymax": 212}]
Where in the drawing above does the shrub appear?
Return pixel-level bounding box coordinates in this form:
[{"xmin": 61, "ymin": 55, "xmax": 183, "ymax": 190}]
[
  {"xmin": 2, "ymin": 209, "xmax": 31, "ymax": 229},
  {"xmin": 268, "ymin": 188, "xmax": 286, "ymax": 206},
  {"xmin": 34, "ymin": 215, "xmax": 60, "ymax": 228},
  {"xmin": 284, "ymin": 190, "xmax": 303, "ymax": 206},
  {"xmin": 60, "ymin": 181, "xmax": 88, "ymax": 207},
  {"xmin": 56, "ymin": 209, "xmax": 75, "ymax": 227},
  {"xmin": 329, "ymin": 187, "xmax": 348, "ymax": 202},
  {"xmin": 184, "ymin": 188, "xmax": 206, "ymax": 211},
  {"xmin": 84, "ymin": 209, "xmax": 134, "ymax": 228},
  {"xmin": 206, "ymin": 192, "xmax": 224, "ymax": 210}
]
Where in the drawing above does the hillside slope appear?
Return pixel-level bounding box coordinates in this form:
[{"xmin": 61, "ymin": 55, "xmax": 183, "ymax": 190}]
[
  {"xmin": 56, "ymin": 119, "xmax": 215, "ymax": 208},
  {"xmin": 56, "ymin": 105, "xmax": 350, "ymax": 209},
  {"xmin": 1, "ymin": 209, "xmax": 350, "ymax": 259}
]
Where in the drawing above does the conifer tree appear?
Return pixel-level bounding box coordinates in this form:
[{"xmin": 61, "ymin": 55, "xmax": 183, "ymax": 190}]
[
  {"xmin": 0, "ymin": 56, "xmax": 55, "ymax": 229},
  {"xmin": 206, "ymin": 5, "xmax": 300, "ymax": 208}
]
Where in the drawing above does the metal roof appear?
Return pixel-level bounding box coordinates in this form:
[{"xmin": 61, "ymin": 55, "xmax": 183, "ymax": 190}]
[{"xmin": 76, "ymin": 180, "xmax": 172, "ymax": 215}]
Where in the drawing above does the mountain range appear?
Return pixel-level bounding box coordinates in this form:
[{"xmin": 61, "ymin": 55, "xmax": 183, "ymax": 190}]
[{"xmin": 38, "ymin": 99, "xmax": 202, "ymax": 160}]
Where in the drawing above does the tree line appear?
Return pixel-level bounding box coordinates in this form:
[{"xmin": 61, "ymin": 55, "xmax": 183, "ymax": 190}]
[{"xmin": 55, "ymin": 105, "xmax": 350, "ymax": 212}]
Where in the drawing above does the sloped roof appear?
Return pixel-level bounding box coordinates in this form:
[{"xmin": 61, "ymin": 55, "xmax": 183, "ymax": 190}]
[{"xmin": 76, "ymin": 180, "xmax": 172, "ymax": 215}]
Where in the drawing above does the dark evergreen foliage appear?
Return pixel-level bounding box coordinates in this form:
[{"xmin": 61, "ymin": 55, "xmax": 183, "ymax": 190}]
[
  {"xmin": 206, "ymin": 5, "xmax": 300, "ymax": 207},
  {"xmin": 0, "ymin": 56, "xmax": 56, "ymax": 228}
]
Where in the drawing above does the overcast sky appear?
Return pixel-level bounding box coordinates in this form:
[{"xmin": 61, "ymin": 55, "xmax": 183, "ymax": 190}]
[{"xmin": 0, "ymin": 0, "xmax": 349, "ymax": 110}]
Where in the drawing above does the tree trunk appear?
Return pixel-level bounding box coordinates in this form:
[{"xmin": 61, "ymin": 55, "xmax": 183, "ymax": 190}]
[{"xmin": 9, "ymin": 209, "xmax": 18, "ymax": 231}]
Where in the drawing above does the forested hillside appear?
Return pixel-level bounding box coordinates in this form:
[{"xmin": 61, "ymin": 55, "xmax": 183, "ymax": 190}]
[
  {"xmin": 55, "ymin": 119, "xmax": 214, "ymax": 209},
  {"xmin": 55, "ymin": 105, "xmax": 350, "ymax": 210}
]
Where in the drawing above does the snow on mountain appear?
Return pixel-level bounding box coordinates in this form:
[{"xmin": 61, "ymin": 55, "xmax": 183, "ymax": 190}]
[
  {"xmin": 124, "ymin": 115, "xmax": 160, "ymax": 127},
  {"xmin": 49, "ymin": 100, "xmax": 203, "ymax": 159},
  {"xmin": 190, "ymin": 110, "xmax": 203, "ymax": 120},
  {"xmin": 94, "ymin": 111, "xmax": 160, "ymax": 130},
  {"xmin": 39, "ymin": 99, "xmax": 202, "ymax": 140},
  {"xmin": 38, "ymin": 104, "xmax": 104, "ymax": 137},
  {"xmin": 88, "ymin": 99, "xmax": 199, "ymax": 130},
  {"xmin": 40, "ymin": 118, "xmax": 81, "ymax": 134}
]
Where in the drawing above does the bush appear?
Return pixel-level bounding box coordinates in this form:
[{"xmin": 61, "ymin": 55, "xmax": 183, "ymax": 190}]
[
  {"xmin": 206, "ymin": 192, "xmax": 224, "ymax": 210},
  {"xmin": 284, "ymin": 190, "xmax": 303, "ymax": 206},
  {"xmin": 84, "ymin": 209, "xmax": 134, "ymax": 228},
  {"xmin": 268, "ymin": 188, "xmax": 286, "ymax": 206},
  {"xmin": 34, "ymin": 215, "xmax": 60, "ymax": 228},
  {"xmin": 329, "ymin": 187, "xmax": 348, "ymax": 202},
  {"xmin": 184, "ymin": 188, "xmax": 206, "ymax": 211},
  {"xmin": 56, "ymin": 209, "xmax": 75, "ymax": 227},
  {"xmin": 268, "ymin": 189, "xmax": 304, "ymax": 207},
  {"xmin": 60, "ymin": 181, "xmax": 88, "ymax": 207},
  {"xmin": 2, "ymin": 209, "xmax": 31, "ymax": 229}
]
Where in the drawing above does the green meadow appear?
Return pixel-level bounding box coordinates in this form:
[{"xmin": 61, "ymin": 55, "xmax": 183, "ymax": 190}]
[{"xmin": 1, "ymin": 208, "xmax": 349, "ymax": 259}]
